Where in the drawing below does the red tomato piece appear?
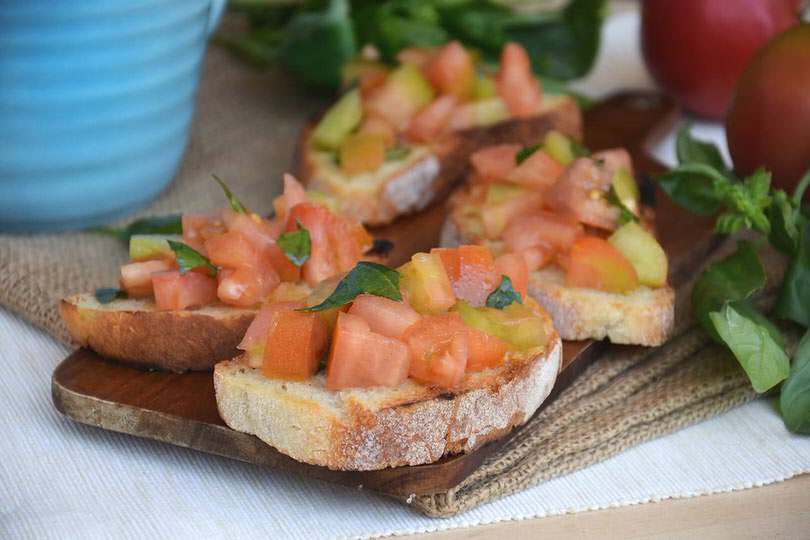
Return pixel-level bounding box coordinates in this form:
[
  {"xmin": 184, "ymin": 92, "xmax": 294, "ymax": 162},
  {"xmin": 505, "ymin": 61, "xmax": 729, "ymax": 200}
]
[
  {"xmin": 272, "ymin": 174, "xmax": 308, "ymax": 223},
  {"xmin": 432, "ymin": 245, "xmax": 500, "ymax": 307},
  {"xmin": 423, "ymin": 41, "xmax": 475, "ymax": 98},
  {"xmin": 481, "ymin": 190, "xmax": 544, "ymax": 239},
  {"xmin": 546, "ymin": 157, "xmax": 619, "ymax": 230},
  {"xmin": 327, "ymin": 216, "xmax": 367, "ymax": 274},
  {"xmin": 267, "ymin": 243, "xmax": 301, "ymax": 282},
  {"xmin": 263, "ymin": 309, "xmax": 328, "ymax": 381},
  {"xmin": 222, "ymin": 209, "xmax": 278, "ymax": 251},
  {"xmin": 523, "ymin": 245, "xmax": 555, "ymax": 272},
  {"xmin": 470, "ymin": 144, "xmax": 522, "ymax": 182},
  {"xmin": 403, "ymin": 313, "xmax": 469, "ymax": 389},
  {"xmin": 120, "ymin": 259, "xmax": 176, "ymax": 297},
  {"xmin": 152, "ymin": 270, "xmax": 218, "ymax": 310},
  {"xmin": 326, "ymin": 312, "xmax": 411, "ymax": 391},
  {"xmin": 217, "ymin": 265, "xmax": 280, "ymax": 307},
  {"xmin": 182, "ymin": 211, "xmax": 225, "ymax": 253},
  {"xmin": 592, "ymin": 148, "xmax": 634, "ymax": 177},
  {"xmin": 204, "ymin": 231, "xmax": 261, "ymax": 270},
  {"xmin": 347, "ymin": 294, "xmax": 421, "ymax": 340},
  {"xmin": 406, "ymin": 94, "xmax": 458, "ymax": 144},
  {"xmin": 465, "ymin": 328, "xmax": 508, "ymax": 372},
  {"xmin": 238, "ymin": 301, "xmax": 304, "ymax": 355},
  {"xmin": 502, "ymin": 210, "xmax": 584, "ymax": 253},
  {"xmin": 566, "ymin": 236, "xmax": 639, "ymax": 293},
  {"xmin": 494, "ymin": 253, "xmax": 528, "ymax": 298},
  {"xmin": 505, "ymin": 149, "xmax": 564, "ymax": 190},
  {"xmin": 287, "ymin": 203, "xmax": 337, "ymax": 286},
  {"xmin": 496, "ymin": 42, "xmax": 543, "ymax": 117}
]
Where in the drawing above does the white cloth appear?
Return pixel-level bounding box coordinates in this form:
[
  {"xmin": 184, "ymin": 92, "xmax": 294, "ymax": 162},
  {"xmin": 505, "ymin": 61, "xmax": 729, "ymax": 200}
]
[{"xmin": 3, "ymin": 9, "xmax": 809, "ymax": 540}]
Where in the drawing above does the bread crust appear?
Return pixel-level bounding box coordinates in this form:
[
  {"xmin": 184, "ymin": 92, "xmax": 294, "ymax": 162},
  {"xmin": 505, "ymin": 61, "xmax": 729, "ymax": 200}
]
[
  {"xmin": 214, "ymin": 313, "xmax": 562, "ymax": 470},
  {"xmin": 59, "ymin": 293, "xmax": 255, "ymax": 372},
  {"xmin": 297, "ymin": 96, "xmax": 582, "ymax": 226}
]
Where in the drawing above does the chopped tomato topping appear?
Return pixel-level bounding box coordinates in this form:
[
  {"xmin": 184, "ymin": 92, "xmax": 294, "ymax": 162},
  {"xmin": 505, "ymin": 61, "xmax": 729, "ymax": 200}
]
[
  {"xmin": 287, "ymin": 203, "xmax": 336, "ymax": 286},
  {"xmin": 204, "ymin": 231, "xmax": 262, "ymax": 270},
  {"xmin": 182, "ymin": 212, "xmax": 225, "ymax": 254},
  {"xmin": 505, "ymin": 149, "xmax": 564, "ymax": 190},
  {"xmin": 403, "ymin": 313, "xmax": 468, "ymax": 389},
  {"xmin": 217, "ymin": 265, "xmax": 280, "ymax": 307},
  {"xmin": 267, "ymin": 243, "xmax": 301, "ymax": 282},
  {"xmin": 152, "ymin": 270, "xmax": 218, "ymax": 311},
  {"xmin": 272, "ymin": 174, "xmax": 308, "ymax": 223},
  {"xmin": 465, "ymin": 328, "xmax": 508, "ymax": 372},
  {"xmin": 348, "ymin": 294, "xmax": 421, "ymax": 340},
  {"xmin": 470, "ymin": 144, "xmax": 522, "ymax": 182},
  {"xmin": 423, "ymin": 41, "xmax": 475, "ymax": 99},
  {"xmin": 120, "ymin": 259, "xmax": 176, "ymax": 297},
  {"xmin": 238, "ymin": 301, "xmax": 304, "ymax": 360},
  {"xmin": 339, "ymin": 133, "xmax": 386, "ymax": 176},
  {"xmin": 432, "ymin": 245, "xmax": 499, "ymax": 307},
  {"xmin": 481, "ymin": 190, "xmax": 544, "ymax": 238},
  {"xmin": 592, "ymin": 148, "xmax": 634, "ymax": 177},
  {"xmin": 566, "ymin": 236, "xmax": 639, "ymax": 293},
  {"xmin": 496, "ymin": 43, "xmax": 542, "ymax": 117},
  {"xmin": 494, "ymin": 253, "xmax": 529, "ymax": 298},
  {"xmin": 222, "ymin": 209, "xmax": 278, "ymax": 250},
  {"xmin": 399, "ymin": 253, "xmax": 457, "ymax": 315},
  {"xmin": 406, "ymin": 94, "xmax": 457, "ymax": 143},
  {"xmin": 263, "ymin": 309, "xmax": 328, "ymax": 381},
  {"xmin": 396, "ymin": 47, "xmax": 437, "ymax": 67},
  {"xmin": 546, "ymin": 157, "xmax": 619, "ymax": 230},
  {"xmin": 357, "ymin": 115, "xmax": 396, "ymax": 148},
  {"xmin": 502, "ymin": 210, "xmax": 584, "ymax": 253},
  {"xmin": 523, "ymin": 245, "xmax": 555, "ymax": 272}
]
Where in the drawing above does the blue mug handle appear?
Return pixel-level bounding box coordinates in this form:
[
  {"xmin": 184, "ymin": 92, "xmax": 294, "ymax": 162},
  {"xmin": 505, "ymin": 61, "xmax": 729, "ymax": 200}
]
[{"xmin": 207, "ymin": 0, "xmax": 227, "ymax": 36}]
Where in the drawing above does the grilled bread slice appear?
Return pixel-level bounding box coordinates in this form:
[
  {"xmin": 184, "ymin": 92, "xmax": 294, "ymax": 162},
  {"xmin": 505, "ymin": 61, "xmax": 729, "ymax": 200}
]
[
  {"xmin": 59, "ymin": 293, "xmax": 256, "ymax": 372},
  {"xmin": 213, "ymin": 310, "xmax": 561, "ymax": 471},
  {"xmin": 297, "ymin": 95, "xmax": 582, "ymax": 226}
]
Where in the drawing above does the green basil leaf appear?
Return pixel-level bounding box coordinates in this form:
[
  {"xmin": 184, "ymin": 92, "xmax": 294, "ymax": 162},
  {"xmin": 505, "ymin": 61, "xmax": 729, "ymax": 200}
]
[
  {"xmin": 657, "ymin": 162, "xmax": 730, "ymax": 216},
  {"xmin": 768, "ymin": 190, "xmax": 805, "ymax": 256},
  {"xmin": 212, "ymin": 174, "xmax": 248, "ymax": 214},
  {"xmin": 606, "ymin": 186, "xmax": 640, "ymax": 225},
  {"xmin": 675, "ymin": 125, "xmax": 733, "ymax": 177},
  {"xmin": 167, "ymin": 240, "xmax": 218, "ymax": 277},
  {"xmin": 277, "ymin": 224, "xmax": 311, "ymax": 267},
  {"xmin": 691, "ymin": 240, "xmax": 766, "ymax": 341},
  {"xmin": 570, "ymin": 139, "xmax": 592, "ymax": 158},
  {"xmin": 92, "ymin": 214, "xmax": 182, "ymax": 243},
  {"xmin": 486, "ymin": 275, "xmax": 523, "ymax": 309},
  {"xmin": 775, "ymin": 223, "xmax": 810, "ymax": 327},
  {"xmin": 709, "ymin": 301, "xmax": 790, "ymax": 394},
  {"xmin": 780, "ymin": 329, "xmax": 810, "ymax": 434},
  {"xmin": 301, "ymin": 261, "xmax": 401, "ymax": 312},
  {"xmin": 353, "ymin": 0, "xmax": 447, "ymax": 62},
  {"xmin": 715, "ymin": 168, "xmax": 772, "ymax": 235},
  {"xmin": 95, "ymin": 288, "xmax": 128, "ymax": 304},
  {"xmin": 515, "ymin": 144, "xmax": 542, "ymax": 165}
]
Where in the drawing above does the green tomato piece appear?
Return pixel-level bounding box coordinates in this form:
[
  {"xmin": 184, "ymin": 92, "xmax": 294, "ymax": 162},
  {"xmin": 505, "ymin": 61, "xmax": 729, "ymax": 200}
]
[
  {"xmin": 454, "ymin": 300, "xmax": 546, "ymax": 352},
  {"xmin": 399, "ymin": 253, "xmax": 455, "ymax": 315},
  {"xmin": 485, "ymin": 183, "xmax": 525, "ymax": 205},
  {"xmin": 611, "ymin": 167, "xmax": 640, "ymax": 215},
  {"xmin": 473, "ymin": 74, "xmax": 496, "ymax": 100},
  {"xmin": 608, "ymin": 221, "xmax": 668, "ymax": 287},
  {"xmin": 129, "ymin": 234, "xmax": 181, "ymax": 261},
  {"xmin": 543, "ymin": 130, "xmax": 575, "ymax": 165},
  {"xmin": 311, "ymin": 88, "xmax": 363, "ymax": 151},
  {"xmin": 389, "ymin": 63, "xmax": 435, "ymax": 109}
]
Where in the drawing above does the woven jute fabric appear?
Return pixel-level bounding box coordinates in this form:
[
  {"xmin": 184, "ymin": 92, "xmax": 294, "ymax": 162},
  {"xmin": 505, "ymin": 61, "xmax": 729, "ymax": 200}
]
[{"xmin": 0, "ymin": 45, "xmax": 763, "ymax": 518}]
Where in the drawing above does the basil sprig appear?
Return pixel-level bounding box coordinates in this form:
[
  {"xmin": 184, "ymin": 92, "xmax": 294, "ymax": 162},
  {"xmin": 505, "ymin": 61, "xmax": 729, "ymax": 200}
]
[
  {"xmin": 213, "ymin": 174, "xmax": 248, "ymax": 214},
  {"xmin": 606, "ymin": 186, "xmax": 639, "ymax": 226},
  {"xmin": 95, "ymin": 288, "xmax": 128, "ymax": 304},
  {"xmin": 167, "ymin": 240, "xmax": 218, "ymax": 277},
  {"xmin": 486, "ymin": 276, "xmax": 522, "ymax": 309},
  {"xmin": 301, "ymin": 261, "xmax": 401, "ymax": 312},
  {"xmin": 277, "ymin": 222, "xmax": 311, "ymax": 267},
  {"xmin": 92, "ymin": 214, "xmax": 182, "ymax": 243},
  {"xmin": 780, "ymin": 331, "xmax": 810, "ymax": 434}
]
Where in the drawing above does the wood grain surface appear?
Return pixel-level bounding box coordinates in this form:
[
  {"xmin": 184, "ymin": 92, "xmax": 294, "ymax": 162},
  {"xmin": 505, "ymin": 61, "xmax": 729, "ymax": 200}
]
[{"xmin": 51, "ymin": 91, "xmax": 717, "ymax": 500}]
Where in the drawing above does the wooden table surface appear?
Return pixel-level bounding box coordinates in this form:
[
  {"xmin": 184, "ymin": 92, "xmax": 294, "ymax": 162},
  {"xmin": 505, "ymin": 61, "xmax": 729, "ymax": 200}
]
[{"xmin": 412, "ymin": 474, "xmax": 810, "ymax": 539}]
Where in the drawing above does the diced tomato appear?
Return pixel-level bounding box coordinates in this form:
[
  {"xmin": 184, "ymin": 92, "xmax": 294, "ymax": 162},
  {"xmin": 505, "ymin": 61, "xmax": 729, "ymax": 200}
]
[
  {"xmin": 328, "ymin": 216, "xmax": 369, "ymax": 274},
  {"xmin": 120, "ymin": 259, "xmax": 176, "ymax": 297},
  {"xmin": 566, "ymin": 236, "xmax": 639, "ymax": 293},
  {"xmin": 403, "ymin": 313, "xmax": 468, "ymax": 389},
  {"xmin": 481, "ymin": 190, "xmax": 544, "ymax": 238},
  {"xmin": 358, "ymin": 68, "xmax": 389, "ymax": 97},
  {"xmin": 267, "ymin": 243, "xmax": 301, "ymax": 282},
  {"xmin": 496, "ymin": 43, "xmax": 543, "ymax": 117},
  {"xmin": 406, "ymin": 94, "xmax": 457, "ymax": 144},
  {"xmin": 470, "ymin": 144, "xmax": 522, "ymax": 182},
  {"xmin": 326, "ymin": 312, "xmax": 411, "ymax": 390},
  {"xmin": 272, "ymin": 174, "xmax": 308, "ymax": 223},
  {"xmin": 204, "ymin": 231, "xmax": 261, "ymax": 270},
  {"xmin": 395, "ymin": 47, "xmax": 437, "ymax": 67},
  {"xmin": 222, "ymin": 209, "xmax": 278, "ymax": 250},
  {"xmin": 502, "ymin": 210, "xmax": 584, "ymax": 253},
  {"xmin": 263, "ymin": 309, "xmax": 328, "ymax": 381},
  {"xmin": 182, "ymin": 211, "xmax": 225, "ymax": 253},
  {"xmin": 465, "ymin": 328, "xmax": 508, "ymax": 372},
  {"xmin": 217, "ymin": 265, "xmax": 280, "ymax": 307},
  {"xmin": 546, "ymin": 157, "xmax": 619, "ymax": 230},
  {"xmin": 523, "ymin": 245, "xmax": 555, "ymax": 271},
  {"xmin": 423, "ymin": 41, "xmax": 475, "ymax": 98},
  {"xmin": 505, "ymin": 149, "xmax": 564, "ymax": 190},
  {"xmin": 238, "ymin": 301, "xmax": 304, "ymax": 362},
  {"xmin": 267, "ymin": 282, "xmax": 312, "ymax": 303},
  {"xmin": 357, "ymin": 115, "xmax": 396, "ymax": 148},
  {"xmin": 339, "ymin": 133, "xmax": 386, "ymax": 176},
  {"xmin": 399, "ymin": 253, "xmax": 457, "ymax": 315},
  {"xmin": 348, "ymin": 294, "xmax": 421, "ymax": 340},
  {"xmin": 592, "ymin": 148, "xmax": 634, "ymax": 177},
  {"xmin": 432, "ymin": 245, "xmax": 499, "ymax": 307},
  {"xmin": 152, "ymin": 270, "xmax": 218, "ymax": 310},
  {"xmin": 287, "ymin": 203, "xmax": 336, "ymax": 286},
  {"xmin": 494, "ymin": 253, "xmax": 528, "ymax": 298}
]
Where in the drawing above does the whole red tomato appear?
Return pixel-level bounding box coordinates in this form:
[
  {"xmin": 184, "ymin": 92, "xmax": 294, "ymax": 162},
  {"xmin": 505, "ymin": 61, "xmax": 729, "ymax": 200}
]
[
  {"xmin": 727, "ymin": 25, "xmax": 810, "ymax": 192},
  {"xmin": 641, "ymin": 0, "xmax": 798, "ymax": 119}
]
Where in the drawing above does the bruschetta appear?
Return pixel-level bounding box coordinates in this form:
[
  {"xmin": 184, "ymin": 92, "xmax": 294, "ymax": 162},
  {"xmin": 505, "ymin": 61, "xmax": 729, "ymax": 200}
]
[
  {"xmin": 214, "ymin": 245, "xmax": 562, "ymax": 470},
  {"xmin": 297, "ymin": 41, "xmax": 582, "ymax": 226},
  {"xmin": 442, "ymin": 132, "xmax": 675, "ymax": 346},
  {"xmin": 60, "ymin": 175, "xmax": 377, "ymax": 372}
]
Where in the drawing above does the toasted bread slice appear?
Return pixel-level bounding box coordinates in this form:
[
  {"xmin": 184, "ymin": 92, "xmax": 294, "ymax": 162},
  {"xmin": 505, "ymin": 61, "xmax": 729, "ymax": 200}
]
[
  {"xmin": 297, "ymin": 95, "xmax": 582, "ymax": 226},
  {"xmin": 440, "ymin": 219, "xmax": 675, "ymax": 346},
  {"xmin": 214, "ymin": 313, "xmax": 562, "ymax": 471},
  {"xmin": 59, "ymin": 293, "xmax": 256, "ymax": 372}
]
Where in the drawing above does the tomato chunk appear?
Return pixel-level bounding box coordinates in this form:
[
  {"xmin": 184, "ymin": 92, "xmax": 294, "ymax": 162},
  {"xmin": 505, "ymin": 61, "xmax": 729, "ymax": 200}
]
[
  {"xmin": 470, "ymin": 144, "xmax": 522, "ymax": 182},
  {"xmin": 465, "ymin": 328, "xmax": 508, "ymax": 372},
  {"xmin": 272, "ymin": 174, "xmax": 308, "ymax": 223},
  {"xmin": 267, "ymin": 243, "xmax": 301, "ymax": 282},
  {"xmin": 238, "ymin": 301, "xmax": 304, "ymax": 358},
  {"xmin": 152, "ymin": 270, "xmax": 218, "ymax": 311},
  {"xmin": 546, "ymin": 157, "xmax": 619, "ymax": 230},
  {"xmin": 339, "ymin": 133, "xmax": 386, "ymax": 176},
  {"xmin": 182, "ymin": 211, "xmax": 225, "ymax": 253},
  {"xmin": 566, "ymin": 236, "xmax": 639, "ymax": 293},
  {"xmin": 523, "ymin": 245, "xmax": 555, "ymax": 272},
  {"xmin": 481, "ymin": 190, "xmax": 544, "ymax": 238},
  {"xmin": 423, "ymin": 41, "xmax": 475, "ymax": 98},
  {"xmin": 263, "ymin": 309, "xmax": 328, "ymax": 381},
  {"xmin": 505, "ymin": 149, "xmax": 564, "ymax": 190},
  {"xmin": 205, "ymin": 231, "xmax": 261, "ymax": 269},
  {"xmin": 403, "ymin": 313, "xmax": 468, "ymax": 389},
  {"xmin": 348, "ymin": 294, "xmax": 421, "ymax": 340},
  {"xmin": 432, "ymin": 245, "xmax": 499, "ymax": 307},
  {"xmin": 496, "ymin": 43, "xmax": 543, "ymax": 117},
  {"xmin": 357, "ymin": 115, "xmax": 396, "ymax": 148},
  {"xmin": 399, "ymin": 253, "xmax": 456, "ymax": 314},
  {"xmin": 222, "ymin": 210, "xmax": 278, "ymax": 251},
  {"xmin": 406, "ymin": 94, "xmax": 457, "ymax": 143},
  {"xmin": 287, "ymin": 203, "xmax": 337, "ymax": 286},
  {"xmin": 217, "ymin": 265, "xmax": 280, "ymax": 307},
  {"xmin": 326, "ymin": 313, "xmax": 411, "ymax": 390},
  {"xmin": 502, "ymin": 210, "xmax": 584, "ymax": 253},
  {"xmin": 120, "ymin": 259, "xmax": 176, "ymax": 297},
  {"xmin": 494, "ymin": 253, "xmax": 528, "ymax": 298}
]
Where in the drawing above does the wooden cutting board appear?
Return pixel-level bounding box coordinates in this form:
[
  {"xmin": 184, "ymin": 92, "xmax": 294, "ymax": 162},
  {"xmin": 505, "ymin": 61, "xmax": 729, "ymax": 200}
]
[{"xmin": 51, "ymin": 91, "xmax": 715, "ymax": 499}]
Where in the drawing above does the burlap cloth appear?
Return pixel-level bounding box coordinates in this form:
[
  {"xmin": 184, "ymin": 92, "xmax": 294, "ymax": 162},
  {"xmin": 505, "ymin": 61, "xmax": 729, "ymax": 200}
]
[{"xmin": 0, "ymin": 46, "xmax": 766, "ymax": 517}]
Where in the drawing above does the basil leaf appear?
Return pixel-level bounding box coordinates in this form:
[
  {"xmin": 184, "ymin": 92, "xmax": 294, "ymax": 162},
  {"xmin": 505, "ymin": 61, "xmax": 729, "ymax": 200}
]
[
  {"xmin": 691, "ymin": 241, "xmax": 766, "ymax": 341},
  {"xmin": 780, "ymin": 330, "xmax": 810, "ymax": 434},
  {"xmin": 656, "ymin": 162, "xmax": 729, "ymax": 216},
  {"xmin": 709, "ymin": 301, "xmax": 790, "ymax": 394},
  {"xmin": 277, "ymin": 224, "xmax": 311, "ymax": 267},
  {"xmin": 95, "ymin": 288, "xmax": 128, "ymax": 304},
  {"xmin": 775, "ymin": 223, "xmax": 810, "ymax": 327},
  {"xmin": 212, "ymin": 174, "xmax": 248, "ymax": 214},
  {"xmin": 515, "ymin": 144, "xmax": 542, "ymax": 165},
  {"xmin": 92, "ymin": 214, "xmax": 182, "ymax": 243},
  {"xmin": 675, "ymin": 125, "xmax": 733, "ymax": 178},
  {"xmin": 486, "ymin": 275, "xmax": 523, "ymax": 309},
  {"xmin": 715, "ymin": 168, "xmax": 772, "ymax": 235},
  {"xmin": 767, "ymin": 190, "xmax": 805, "ymax": 256},
  {"xmin": 301, "ymin": 261, "xmax": 401, "ymax": 312},
  {"xmin": 354, "ymin": 0, "xmax": 447, "ymax": 62},
  {"xmin": 570, "ymin": 139, "xmax": 592, "ymax": 158},
  {"xmin": 606, "ymin": 186, "xmax": 639, "ymax": 225},
  {"xmin": 167, "ymin": 240, "xmax": 218, "ymax": 277}
]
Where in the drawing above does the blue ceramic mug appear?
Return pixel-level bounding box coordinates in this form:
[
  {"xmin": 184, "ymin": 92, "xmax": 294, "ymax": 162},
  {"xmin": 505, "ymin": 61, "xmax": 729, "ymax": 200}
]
[{"xmin": 0, "ymin": 0, "xmax": 226, "ymax": 232}]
